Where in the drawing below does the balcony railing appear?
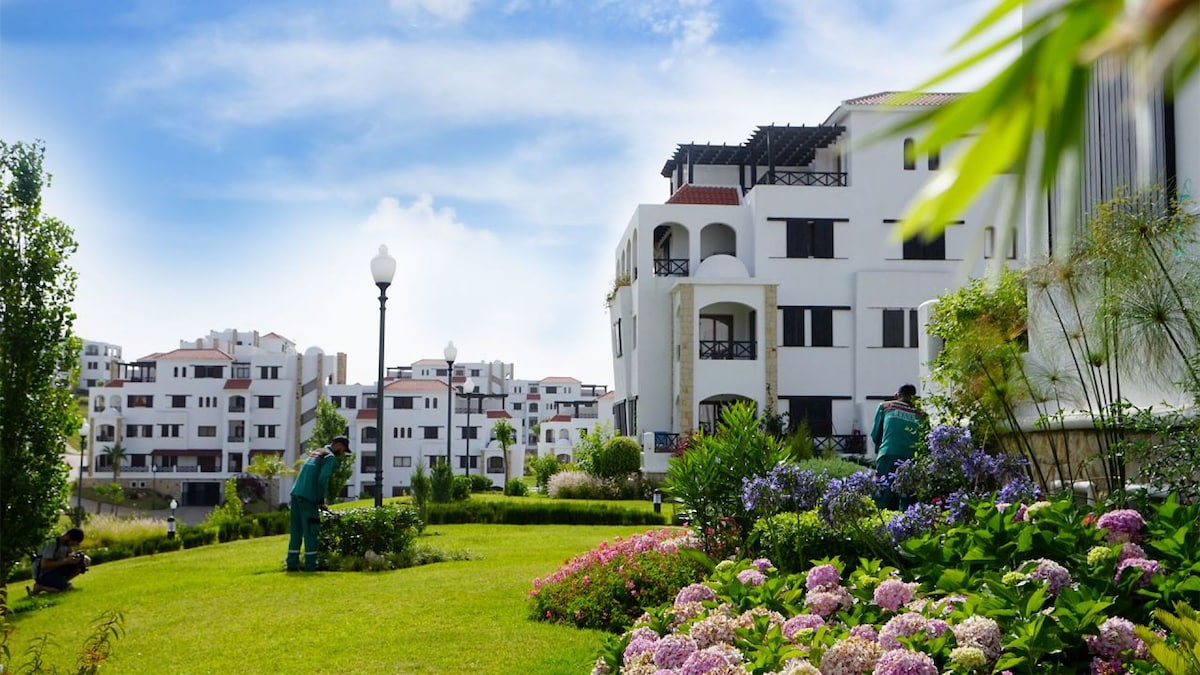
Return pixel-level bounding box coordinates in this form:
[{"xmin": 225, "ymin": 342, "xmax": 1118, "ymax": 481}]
[
  {"xmin": 653, "ymin": 258, "xmax": 689, "ymax": 277},
  {"xmin": 698, "ymin": 340, "xmax": 756, "ymax": 360},
  {"xmin": 814, "ymin": 434, "xmax": 868, "ymax": 455},
  {"xmin": 228, "ymin": 405, "xmax": 246, "ymax": 413},
  {"xmin": 754, "ymin": 170, "xmax": 847, "ymax": 187},
  {"xmin": 652, "ymin": 432, "xmax": 683, "ymax": 454},
  {"xmin": 228, "ymin": 435, "xmax": 245, "ymax": 443}
]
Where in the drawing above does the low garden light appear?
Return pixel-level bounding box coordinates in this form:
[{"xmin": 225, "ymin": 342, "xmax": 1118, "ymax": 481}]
[{"xmin": 168, "ymin": 498, "xmax": 178, "ymax": 539}]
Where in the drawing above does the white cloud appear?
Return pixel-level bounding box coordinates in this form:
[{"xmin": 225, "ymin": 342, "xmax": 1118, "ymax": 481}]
[{"xmin": 389, "ymin": 0, "xmax": 476, "ymax": 23}]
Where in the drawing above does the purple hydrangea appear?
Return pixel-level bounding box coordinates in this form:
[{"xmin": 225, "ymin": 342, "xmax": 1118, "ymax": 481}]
[
  {"xmin": 996, "ymin": 474, "xmax": 1042, "ymax": 504},
  {"xmin": 821, "ymin": 471, "xmax": 877, "ymax": 527},
  {"xmin": 805, "ymin": 587, "xmax": 852, "ymax": 618},
  {"xmin": 885, "ymin": 503, "xmax": 941, "ymax": 544},
  {"xmin": 676, "ymin": 583, "xmax": 717, "ymax": 606},
  {"xmin": 849, "ymin": 624, "xmax": 879, "ymax": 641},
  {"xmin": 1096, "ymin": 509, "xmax": 1146, "ymax": 543},
  {"xmin": 624, "ymin": 634, "xmax": 658, "ymax": 661},
  {"xmin": 878, "ymin": 613, "xmax": 931, "ymax": 650},
  {"xmin": 751, "ymin": 557, "xmax": 774, "ymax": 572},
  {"xmin": 819, "ymin": 637, "xmax": 884, "ymax": 675},
  {"xmin": 1118, "ymin": 543, "xmax": 1146, "ymax": 561},
  {"xmin": 1027, "ymin": 558, "xmax": 1073, "ymax": 595},
  {"xmin": 1115, "ymin": 557, "xmax": 1162, "ymax": 587},
  {"xmin": 653, "ymin": 634, "xmax": 698, "ymax": 669},
  {"xmin": 737, "ymin": 569, "xmax": 766, "ymax": 587},
  {"xmin": 951, "ymin": 616, "xmax": 1002, "ymax": 660},
  {"xmin": 782, "ymin": 614, "xmax": 826, "ymax": 640},
  {"xmin": 1086, "ymin": 617, "xmax": 1146, "ymax": 660},
  {"xmin": 872, "ymin": 648, "xmax": 938, "ymax": 675}
]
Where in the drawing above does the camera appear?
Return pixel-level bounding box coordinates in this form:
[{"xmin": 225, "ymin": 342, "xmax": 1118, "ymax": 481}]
[{"xmin": 74, "ymin": 551, "xmax": 90, "ymax": 574}]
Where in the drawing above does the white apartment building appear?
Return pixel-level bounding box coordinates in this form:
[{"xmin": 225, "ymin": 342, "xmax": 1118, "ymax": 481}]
[
  {"xmin": 76, "ymin": 339, "xmax": 122, "ymax": 392},
  {"xmin": 610, "ymin": 93, "xmax": 1025, "ymax": 475},
  {"xmin": 83, "ymin": 331, "xmax": 611, "ymax": 503}
]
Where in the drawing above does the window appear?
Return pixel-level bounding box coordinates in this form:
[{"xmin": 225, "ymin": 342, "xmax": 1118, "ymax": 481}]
[
  {"xmin": 983, "ymin": 226, "xmax": 1018, "ymax": 259},
  {"xmin": 159, "ymin": 424, "xmax": 182, "ymax": 437},
  {"xmin": 545, "ymin": 386, "xmax": 558, "ymax": 394},
  {"xmin": 422, "ymin": 426, "xmax": 440, "ymax": 440},
  {"xmin": 783, "ymin": 218, "xmax": 835, "ymax": 259},
  {"xmin": 365, "ymin": 396, "xmax": 378, "ymax": 410},
  {"xmin": 171, "ymin": 395, "xmax": 187, "ymax": 408},
  {"xmin": 458, "ymin": 456, "xmax": 479, "ymax": 470},
  {"xmin": 232, "ymin": 364, "xmax": 251, "ymax": 378},
  {"xmin": 198, "ymin": 426, "xmax": 217, "ymax": 437},
  {"xmin": 128, "ymin": 395, "xmax": 153, "ymax": 408},
  {"xmin": 393, "ymin": 397, "xmax": 414, "ymax": 409},
  {"xmin": 345, "ymin": 396, "xmax": 357, "ymax": 409},
  {"xmin": 512, "ymin": 402, "xmax": 523, "ymax": 411},
  {"xmin": 529, "ymin": 403, "xmax": 539, "ymax": 413},
  {"xmin": 393, "ymin": 456, "xmax": 412, "ymax": 468},
  {"xmin": 229, "ymin": 396, "xmax": 246, "ymax": 412},
  {"xmin": 781, "ymin": 307, "xmax": 837, "ymax": 347},
  {"xmin": 882, "ymin": 309, "xmax": 920, "ymax": 348},
  {"xmin": 193, "ymin": 365, "xmax": 223, "ymax": 378},
  {"xmin": 138, "ymin": 424, "xmax": 153, "ymax": 437},
  {"xmin": 258, "ymin": 366, "xmax": 280, "ymax": 379},
  {"xmin": 255, "ymin": 424, "xmax": 278, "ymax": 438},
  {"xmin": 902, "ymin": 232, "xmax": 946, "ymax": 260},
  {"xmin": 487, "ymin": 457, "xmax": 504, "ymax": 474},
  {"xmin": 257, "ymin": 395, "xmax": 276, "ymax": 409},
  {"xmin": 361, "ymin": 427, "xmax": 377, "ymax": 443},
  {"xmin": 330, "ymin": 396, "xmax": 342, "ymax": 407},
  {"xmin": 612, "ymin": 318, "xmax": 623, "ymax": 357},
  {"xmin": 460, "ymin": 427, "xmax": 478, "ymax": 440},
  {"xmin": 125, "ymin": 424, "xmax": 140, "ymax": 438},
  {"xmin": 903, "ymin": 138, "xmax": 915, "ymax": 170},
  {"xmin": 435, "ymin": 368, "xmax": 448, "ymax": 377},
  {"xmin": 787, "ymin": 397, "xmax": 834, "ymax": 436},
  {"xmin": 470, "ymin": 369, "xmax": 480, "ymax": 377},
  {"xmin": 85, "ymin": 345, "xmax": 100, "ymax": 356}
]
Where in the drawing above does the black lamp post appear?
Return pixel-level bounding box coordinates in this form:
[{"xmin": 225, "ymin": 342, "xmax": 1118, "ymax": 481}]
[
  {"xmin": 443, "ymin": 341, "xmax": 457, "ymax": 469},
  {"xmin": 76, "ymin": 421, "xmax": 90, "ymax": 526},
  {"xmin": 370, "ymin": 245, "xmax": 397, "ymax": 508}
]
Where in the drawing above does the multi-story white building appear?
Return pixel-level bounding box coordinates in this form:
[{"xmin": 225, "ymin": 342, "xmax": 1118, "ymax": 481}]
[
  {"xmin": 76, "ymin": 339, "xmax": 122, "ymax": 392},
  {"xmin": 83, "ymin": 331, "xmax": 611, "ymax": 503},
  {"xmin": 610, "ymin": 93, "xmax": 1025, "ymax": 475}
]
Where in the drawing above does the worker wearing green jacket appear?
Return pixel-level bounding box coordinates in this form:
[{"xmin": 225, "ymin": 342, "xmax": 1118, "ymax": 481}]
[
  {"xmin": 286, "ymin": 436, "xmax": 350, "ymax": 572},
  {"xmin": 871, "ymin": 384, "xmax": 927, "ymax": 510}
]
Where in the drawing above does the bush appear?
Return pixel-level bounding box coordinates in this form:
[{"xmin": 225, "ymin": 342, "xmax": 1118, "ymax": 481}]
[
  {"xmin": 529, "ymin": 528, "xmax": 707, "ymax": 632},
  {"xmin": 504, "ymin": 478, "xmax": 528, "ymax": 496},
  {"xmin": 466, "ymin": 474, "xmax": 493, "ymax": 493},
  {"xmin": 451, "ymin": 475, "xmax": 472, "ymax": 501},
  {"xmin": 750, "ymin": 509, "xmax": 896, "ymax": 573},
  {"xmin": 593, "ymin": 436, "xmax": 642, "ymax": 479},
  {"xmin": 410, "ymin": 465, "xmax": 430, "ymax": 522},
  {"xmin": 424, "ymin": 500, "xmax": 665, "ymax": 526},
  {"xmin": 528, "ymin": 455, "xmax": 562, "ymax": 492},
  {"xmin": 430, "ymin": 460, "xmax": 455, "ymax": 503},
  {"xmin": 547, "ymin": 470, "xmax": 611, "ymax": 499},
  {"xmin": 318, "ymin": 504, "xmax": 423, "ymax": 569}
]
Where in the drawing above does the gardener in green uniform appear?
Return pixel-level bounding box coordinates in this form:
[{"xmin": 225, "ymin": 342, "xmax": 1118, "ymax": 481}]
[
  {"xmin": 871, "ymin": 384, "xmax": 927, "ymax": 510},
  {"xmin": 286, "ymin": 436, "xmax": 350, "ymax": 572}
]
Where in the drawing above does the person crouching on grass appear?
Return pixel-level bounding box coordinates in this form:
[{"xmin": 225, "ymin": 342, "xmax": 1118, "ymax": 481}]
[
  {"xmin": 285, "ymin": 436, "xmax": 350, "ymax": 572},
  {"xmin": 28, "ymin": 527, "xmax": 89, "ymax": 596}
]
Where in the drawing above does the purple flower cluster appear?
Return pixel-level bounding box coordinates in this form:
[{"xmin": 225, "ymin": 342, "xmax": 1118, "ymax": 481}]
[
  {"xmin": 885, "ymin": 503, "xmax": 941, "ymax": 544},
  {"xmin": 1115, "ymin": 557, "xmax": 1162, "ymax": 587},
  {"xmin": 1086, "ymin": 616, "xmax": 1147, "ymax": 674},
  {"xmin": 675, "ymin": 583, "xmax": 717, "ymax": 606},
  {"xmin": 818, "ymin": 636, "xmax": 884, "ymax": 675},
  {"xmin": 872, "ymin": 649, "xmax": 938, "ymax": 675},
  {"xmin": 1096, "ymin": 509, "xmax": 1146, "ymax": 543},
  {"xmin": 806, "ymin": 564, "xmax": 840, "ymax": 590},
  {"xmin": 653, "ymin": 634, "xmax": 698, "ymax": 669},
  {"xmin": 873, "ymin": 579, "xmax": 919, "ymax": 611},
  {"xmin": 782, "ymin": 613, "xmax": 826, "ymax": 640},
  {"xmin": 877, "ymin": 613, "xmax": 933, "ymax": 649},
  {"xmin": 951, "ymin": 616, "xmax": 1001, "ymax": 660},
  {"xmin": 889, "ymin": 423, "xmax": 1038, "ymax": 505},
  {"xmin": 736, "ymin": 568, "xmax": 766, "ymax": 587},
  {"xmin": 1027, "ymin": 558, "xmax": 1073, "ymax": 595},
  {"xmin": 741, "ymin": 465, "xmax": 824, "ymax": 514},
  {"xmin": 821, "ymin": 471, "xmax": 877, "ymax": 527}
]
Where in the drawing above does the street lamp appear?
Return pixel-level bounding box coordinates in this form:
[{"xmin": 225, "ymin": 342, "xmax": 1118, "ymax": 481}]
[
  {"xmin": 168, "ymin": 498, "xmax": 178, "ymax": 539},
  {"xmin": 443, "ymin": 341, "xmax": 457, "ymax": 469},
  {"xmin": 76, "ymin": 421, "xmax": 90, "ymax": 526},
  {"xmin": 371, "ymin": 244, "xmax": 397, "ymax": 508}
]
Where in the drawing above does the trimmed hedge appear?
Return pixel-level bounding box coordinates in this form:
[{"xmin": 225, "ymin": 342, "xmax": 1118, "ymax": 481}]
[{"xmin": 425, "ymin": 500, "xmax": 667, "ymax": 525}]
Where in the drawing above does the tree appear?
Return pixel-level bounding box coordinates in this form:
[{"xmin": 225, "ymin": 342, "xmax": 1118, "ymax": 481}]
[
  {"xmin": 493, "ymin": 418, "xmax": 515, "ymax": 485},
  {"xmin": 304, "ymin": 397, "xmax": 351, "ymax": 503},
  {"xmin": 0, "ymin": 140, "xmax": 82, "ymax": 584},
  {"xmin": 95, "ymin": 482, "xmax": 124, "ymax": 515},
  {"xmin": 893, "ymin": 0, "xmax": 1199, "ymax": 245},
  {"xmin": 101, "ymin": 442, "xmax": 128, "ymax": 481},
  {"xmin": 247, "ymin": 452, "xmax": 295, "ymax": 508},
  {"xmin": 592, "ymin": 436, "xmax": 643, "ymax": 480}
]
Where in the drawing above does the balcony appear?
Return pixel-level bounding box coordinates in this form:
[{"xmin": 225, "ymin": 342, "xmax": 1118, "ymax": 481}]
[
  {"xmin": 753, "ymin": 169, "xmax": 846, "ymax": 188},
  {"xmin": 699, "ymin": 340, "xmax": 756, "ymax": 360},
  {"xmin": 228, "ymin": 435, "xmax": 245, "ymax": 443},
  {"xmin": 653, "ymin": 258, "xmax": 689, "ymax": 277},
  {"xmin": 815, "ymin": 434, "xmax": 868, "ymax": 456},
  {"xmin": 652, "ymin": 432, "xmax": 684, "ymax": 454}
]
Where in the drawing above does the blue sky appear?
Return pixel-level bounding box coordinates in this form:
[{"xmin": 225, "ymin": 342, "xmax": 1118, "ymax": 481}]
[{"xmin": 1, "ymin": 0, "xmax": 1008, "ymax": 386}]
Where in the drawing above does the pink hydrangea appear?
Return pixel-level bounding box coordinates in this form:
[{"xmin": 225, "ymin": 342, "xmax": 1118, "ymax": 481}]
[
  {"xmin": 873, "ymin": 579, "xmax": 918, "ymax": 611},
  {"xmin": 819, "ymin": 636, "xmax": 884, "ymax": 675},
  {"xmin": 951, "ymin": 616, "xmax": 1002, "ymax": 660},
  {"xmin": 1027, "ymin": 558, "xmax": 1073, "ymax": 595},
  {"xmin": 654, "ymin": 634, "xmax": 698, "ymax": 669},
  {"xmin": 1086, "ymin": 617, "xmax": 1147, "ymax": 660},
  {"xmin": 680, "ymin": 644, "xmax": 744, "ymax": 675},
  {"xmin": 806, "ymin": 564, "xmax": 840, "ymax": 590},
  {"xmin": 849, "ymin": 624, "xmax": 879, "ymax": 642},
  {"xmin": 872, "ymin": 649, "xmax": 938, "ymax": 675},
  {"xmin": 690, "ymin": 613, "xmax": 738, "ymax": 649},
  {"xmin": 735, "ymin": 607, "xmax": 786, "ymax": 629},
  {"xmin": 751, "ymin": 557, "xmax": 774, "ymax": 572},
  {"xmin": 878, "ymin": 613, "xmax": 931, "ymax": 650},
  {"xmin": 737, "ymin": 568, "xmax": 766, "ymax": 587},
  {"xmin": 805, "ymin": 587, "xmax": 852, "ymax": 617},
  {"xmin": 1118, "ymin": 542, "xmax": 1146, "ymax": 561},
  {"xmin": 782, "ymin": 614, "xmax": 826, "ymax": 640},
  {"xmin": 624, "ymin": 633, "xmax": 659, "ymax": 661},
  {"xmin": 1095, "ymin": 509, "xmax": 1146, "ymax": 543}
]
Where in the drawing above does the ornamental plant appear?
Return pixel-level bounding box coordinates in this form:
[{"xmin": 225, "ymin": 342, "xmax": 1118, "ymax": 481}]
[
  {"xmin": 317, "ymin": 504, "xmax": 423, "ymax": 571},
  {"xmin": 528, "ymin": 528, "xmax": 707, "ymax": 633}
]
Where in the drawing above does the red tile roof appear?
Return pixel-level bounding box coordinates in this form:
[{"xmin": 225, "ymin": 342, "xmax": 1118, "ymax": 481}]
[
  {"xmin": 486, "ymin": 410, "xmax": 512, "ymax": 419},
  {"xmin": 154, "ymin": 348, "xmax": 233, "ymax": 361},
  {"xmin": 597, "ymin": 391, "xmax": 615, "ymax": 400},
  {"xmin": 104, "ymin": 380, "xmax": 125, "ymax": 388},
  {"xmin": 548, "ymin": 414, "xmax": 572, "ymax": 423},
  {"xmin": 224, "ymin": 379, "xmax": 252, "ymax": 390},
  {"xmin": 385, "ymin": 379, "xmax": 448, "ymax": 392},
  {"xmin": 843, "ymin": 91, "xmax": 962, "ymax": 107},
  {"xmin": 527, "ymin": 394, "xmax": 540, "ymax": 401},
  {"xmin": 413, "ymin": 358, "xmax": 450, "ymax": 366},
  {"xmin": 540, "ymin": 376, "xmax": 580, "ymax": 384},
  {"xmin": 357, "ymin": 409, "xmax": 377, "ymax": 420},
  {"xmin": 666, "ymin": 184, "xmax": 740, "ymax": 206}
]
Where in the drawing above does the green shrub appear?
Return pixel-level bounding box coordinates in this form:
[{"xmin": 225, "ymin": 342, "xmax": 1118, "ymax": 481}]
[
  {"xmin": 318, "ymin": 504, "xmax": 423, "ymax": 564},
  {"xmin": 410, "ymin": 465, "xmax": 430, "ymax": 522},
  {"xmin": 796, "ymin": 457, "xmax": 870, "ymax": 479},
  {"xmin": 528, "ymin": 455, "xmax": 562, "ymax": 491},
  {"xmin": 529, "ymin": 528, "xmax": 707, "ymax": 632},
  {"xmin": 750, "ymin": 509, "xmax": 895, "ymax": 573},
  {"xmin": 593, "ymin": 436, "xmax": 642, "ymax": 479},
  {"xmin": 430, "ymin": 460, "xmax": 455, "ymax": 503},
  {"xmin": 504, "ymin": 478, "xmax": 528, "ymax": 496},
  {"xmin": 451, "ymin": 475, "xmax": 472, "ymax": 501},
  {"xmin": 466, "ymin": 474, "xmax": 493, "ymax": 492},
  {"xmin": 425, "ymin": 500, "xmax": 665, "ymax": 526}
]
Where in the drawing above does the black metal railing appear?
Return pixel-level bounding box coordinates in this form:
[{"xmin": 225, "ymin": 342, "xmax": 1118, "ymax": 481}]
[
  {"xmin": 698, "ymin": 340, "xmax": 756, "ymax": 360},
  {"xmin": 228, "ymin": 435, "xmax": 245, "ymax": 443},
  {"xmin": 814, "ymin": 434, "xmax": 868, "ymax": 455},
  {"xmin": 754, "ymin": 170, "xmax": 846, "ymax": 187},
  {"xmin": 653, "ymin": 258, "xmax": 689, "ymax": 276},
  {"xmin": 653, "ymin": 432, "xmax": 683, "ymax": 454}
]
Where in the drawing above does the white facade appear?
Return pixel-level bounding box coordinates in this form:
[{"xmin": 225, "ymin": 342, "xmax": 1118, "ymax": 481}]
[
  {"xmin": 610, "ymin": 93, "xmax": 1025, "ymax": 475},
  {"xmin": 84, "ymin": 333, "xmax": 609, "ymax": 503},
  {"xmin": 77, "ymin": 339, "xmax": 122, "ymax": 391}
]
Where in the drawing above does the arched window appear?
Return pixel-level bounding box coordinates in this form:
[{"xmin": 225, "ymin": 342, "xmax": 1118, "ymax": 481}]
[
  {"xmin": 487, "ymin": 457, "xmax": 504, "ymax": 474},
  {"xmin": 361, "ymin": 427, "xmax": 378, "ymax": 444},
  {"xmin": 545, "ymin": 429, "xmax": 554, "ymax": 443},
  {"xmin": 229, "ymin": 396, "xmax": 246, "ymax": 413},
  {"xmin": 556, "ymin": 453, "xmax": 571, "ymax": 464},
  {"xmin": 93, "ymin": 395, "xmax": 106, "ymax": 412},
  {"xmin": 110, "ymin": 395, "xmax": 121, "ymax": 410},
  {"xmin": 903, "ymin": 138, "xmax": 915, "ymax": 171}
]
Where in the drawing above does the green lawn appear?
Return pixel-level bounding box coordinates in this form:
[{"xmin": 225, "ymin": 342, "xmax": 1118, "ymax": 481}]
[{"xmin": 6, "ymin": 523, "xmax": 653, "ymax": 674}]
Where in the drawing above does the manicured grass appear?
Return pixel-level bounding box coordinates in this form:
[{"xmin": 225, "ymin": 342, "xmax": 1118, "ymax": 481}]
[{"xmin": 7, "ymin": 523, "xmax": 653, "ymax": 674}]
